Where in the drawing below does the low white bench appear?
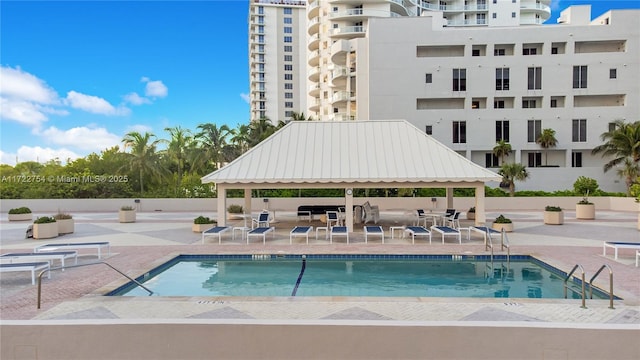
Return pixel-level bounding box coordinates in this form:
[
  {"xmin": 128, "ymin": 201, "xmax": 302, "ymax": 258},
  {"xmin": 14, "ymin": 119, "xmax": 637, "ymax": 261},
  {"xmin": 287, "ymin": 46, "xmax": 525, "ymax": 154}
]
[
  {"xmin": 201, "ymin": 226, "xmax": 231, "ymax": 244},
  {"xmin": 1, "ymin": 251, "xmax": 78, "ymax": 269},
  {"xmin": 602, "ymin": 241, "xmax": 640, "ymax": 260},
  {"xmin": 35, "ymin": 242, "xmax": 111, "ymax": 259},
  {"xmin": 0, "ymin": 262, "xmax": 50, "ymax": 285}
]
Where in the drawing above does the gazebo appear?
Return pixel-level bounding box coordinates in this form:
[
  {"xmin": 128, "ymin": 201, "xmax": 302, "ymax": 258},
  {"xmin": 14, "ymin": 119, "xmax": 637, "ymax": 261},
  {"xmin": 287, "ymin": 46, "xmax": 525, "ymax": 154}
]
[{"xmin": 201, "ymin": 120, "xmax": 501, "ymax": 230}]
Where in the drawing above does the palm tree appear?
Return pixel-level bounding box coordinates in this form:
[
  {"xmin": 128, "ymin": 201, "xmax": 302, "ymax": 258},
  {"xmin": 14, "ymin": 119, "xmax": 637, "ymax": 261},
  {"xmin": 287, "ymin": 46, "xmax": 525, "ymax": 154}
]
[
  {"xmin": 230, "ymin": 124, "xmax": 251, "ymax": 154},
  {"xmin": 162, "ymin": 126, "xmax": 193, "ymax": 190},
  {"xmin": 498, "ymin": 163, "xmax": 529, "ymax": 197},
  {"xmin": 536, "ymin": 128, "xmax": 558, "ymax": 166},
  {"xmin": 248, "ymin": 118, "xmax": 277, "ymax": 147},
  {"xmin": 616, "ymin": 158, "xmax": 640, "ymax": 194},
  {"xmin": 121, "ymin": 131, "xmax": 164, "ymax": 196},
  {"xmin": 196, "ymin": 123, "xmax": 232, "ymax": 170},
  {"xmin": 592, "ymin": 120, "xmax": 640, "ymax": 172},
  {"xmin": 492, "ymin": 140, "xmax": 512, "ymax": 165}
]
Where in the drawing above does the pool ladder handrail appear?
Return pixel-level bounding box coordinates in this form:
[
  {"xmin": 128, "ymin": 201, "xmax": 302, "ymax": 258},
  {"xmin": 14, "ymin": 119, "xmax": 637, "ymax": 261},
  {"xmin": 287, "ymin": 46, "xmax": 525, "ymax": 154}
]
[
  {"xmin": 484, "ymin": 226, "xmax": 510, "ymax": 266},
  {"xmin": 563, "ymin": 264, "xmax": 586, "ymax": 308},
  {"xmin": 589, "ymin": 264, "xmax": 614, "ymax": 309},
  {"xmin": 37, "ymin": 261, "xmax": 154, "ymax": 309}
]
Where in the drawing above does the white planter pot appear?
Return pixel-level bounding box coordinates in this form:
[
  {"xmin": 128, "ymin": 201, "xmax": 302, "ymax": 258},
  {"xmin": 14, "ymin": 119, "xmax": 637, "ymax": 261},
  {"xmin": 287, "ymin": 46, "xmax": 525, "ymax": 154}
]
[
  {"xmin": 119, "ymin": 210, "xmax": 136, "ymax": 223},
  {"xmin": 543, "ymin": 211, "xmax": 564, "ymax": 225},
  {"xmin": 192, "ymin": 223, "xmax": 216, "ymax": 233},
  {"xmin": 8, "ymin": 213, "xmax": 32, "ymax": 221},
  {"xmin": 466, "ymin": 212, "xmax": 475, "ymax": 220},
  {"xmin": 57, "ymin": 219, "xmax": 75, "ymax": 234},
  {"xmin": 492, "ymin": 223, "xmax": 513, "ymax": 232},
  {"xmin": 33, "ymin": 222, "xmax": 58, "ymax": 239},
  {"xmin": 227, "ymin": 213, "xmax": 243, "ymax": 220},
  {"xmin": 576, "ymin": 204, "xmax": 595, "ymax": 220}
]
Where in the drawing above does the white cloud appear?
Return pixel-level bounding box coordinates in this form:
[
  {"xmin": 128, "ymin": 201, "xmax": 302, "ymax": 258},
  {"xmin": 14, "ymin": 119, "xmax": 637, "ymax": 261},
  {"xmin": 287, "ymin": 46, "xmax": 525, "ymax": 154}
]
[
  {"xmin": 0, "ymin": 66, "xmax": 61, "ymax": 127},
  {"xmin": 123, "ymin": 92, "xmax": 151, "ymax": 105},
  {"xmin": 39, "ymin": 126, "xmax": 121, "ymax": 151},
  {"xmin": 125, "ymin": 124, "xmax": 153, "ymax": 134},
  {"xmin": 142, "ymin": 77, "xmax": 168, "ymax": 98},
  {"xmin": 64, "ymin": 91, "xmax": 130, "ymax": 116},
  {"xmin": 240, "ymin": 93, "xmax": 250, "ymax": 104},
  {"xmin": 7, "ymin": 145, "xmax": 81, "ymax": 165}
]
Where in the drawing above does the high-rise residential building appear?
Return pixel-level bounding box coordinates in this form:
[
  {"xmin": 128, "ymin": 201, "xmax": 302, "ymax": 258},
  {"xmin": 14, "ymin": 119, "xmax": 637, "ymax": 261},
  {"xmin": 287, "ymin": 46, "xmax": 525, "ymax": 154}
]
[
  {"xmin": 249, "ymin": 2, "xmax": 639, "ymax": 192},
  {"xmin": 249, "ymin": 0, "xmax": 307, "ymax": 122}
]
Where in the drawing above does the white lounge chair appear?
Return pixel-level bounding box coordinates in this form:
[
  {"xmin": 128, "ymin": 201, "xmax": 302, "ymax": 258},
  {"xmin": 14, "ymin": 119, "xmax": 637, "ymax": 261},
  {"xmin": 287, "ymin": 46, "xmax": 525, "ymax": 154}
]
[
  {"xmin": 362, "ymin": 201, "xmax": 379, "ymax": 224},
  {"xmin": 201, "ymin": 226, "xmax": 231, "ymax": 244},
  {"xmin": 603, "ymin": 241, "xmax": 640, "ymax": 260},
  {"xmin": 290, "ymin": 226, "xmax": 313, "ymax": 244},
  {"xmin": 0, "ymin": 262, "xmax": 50, "ymax": 285},
  {"xmin": 252, "ymin": 212, "xmax": 270, "ymax": 229},
  {"xmin": 431, "ymin": 226, "xmax": 462, "ymax": 244},
  {"xmin": 404, "ymin": 226, "xmax": 431, "ymax": 244},
  {"xmin": 1, "ymin": 251, "xmax": 78, "ymax": 269},
  {"xmin": 34, "ymin": 242, "xmax": 111, "ymax": 259},
  {"xmin": 246, "ymin": 227, "xmax": 275, "ymax": 245},
  {"xmin": 330, "ymin": 226, "xmax": 349, "ymax": 244},
  {"xmin": 468, "ymin": 226, "xmax": 501, "ymax": 244},
  {"xmin": 364, "ymin": 226, "xmax": 384, "ymax": 244}
]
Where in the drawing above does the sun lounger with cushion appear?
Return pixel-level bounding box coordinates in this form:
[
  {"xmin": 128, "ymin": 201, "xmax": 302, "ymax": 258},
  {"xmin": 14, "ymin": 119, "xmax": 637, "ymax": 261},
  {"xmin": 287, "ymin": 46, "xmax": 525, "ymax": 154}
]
[
  {"xmin": 1, "ymin": 251, "xmax": 78, "ymax": 269},
  {"xmin": 0, "ymin": 262, "xmax": 50, "ymax": 285},
  {"xmin": 468, "ymin": 226, "xmax": 501, "ymax": 243},
  {"xmin": 404, "ymin": 226, "xmax": 431, "ymax": 244},
  {"xmin": 431, "ymin": 226, "xmax": 462, "ymax": 244},
  {"xmin": 246, "ymin": 227, "xmax": 275, "ymax": 245},
  {"xmin": 290, "ymin": 226, "xmax": 313, "ymax": 244},
  {"xmin": 34, "ymin": 242, "xmax": 111, "ymax": 259},
  {"xmin": 201, "ymin": 226, "xmax": 231, "ymax": 244},
  {"xmin": 603, "ymin": 241, "xmax": 640, "ymax": 260},
  {"xmin": 330, "ymin": 226, "xmax": 349, "ymax": 244},
  {"xmin": 364, "ymin": 226, "xmax": 384, "ymax": 243}
]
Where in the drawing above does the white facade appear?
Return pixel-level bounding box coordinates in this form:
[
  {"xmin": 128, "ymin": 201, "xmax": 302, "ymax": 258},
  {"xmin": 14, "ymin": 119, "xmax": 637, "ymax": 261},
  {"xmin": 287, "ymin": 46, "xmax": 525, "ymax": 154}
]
[
  {"xmin": 249, "ymin": 0, "xmax": 307, "ymax": 122},
  {"xmin": 363, "ymin": 7, "xmax": 639, "ymax": 192}
]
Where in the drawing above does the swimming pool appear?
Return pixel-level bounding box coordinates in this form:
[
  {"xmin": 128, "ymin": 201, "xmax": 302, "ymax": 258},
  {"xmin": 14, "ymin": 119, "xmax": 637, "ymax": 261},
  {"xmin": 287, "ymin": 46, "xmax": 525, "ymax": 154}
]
[{"xmin": 109, "ymin": 254, "xmax": 612, "ymax": 299}]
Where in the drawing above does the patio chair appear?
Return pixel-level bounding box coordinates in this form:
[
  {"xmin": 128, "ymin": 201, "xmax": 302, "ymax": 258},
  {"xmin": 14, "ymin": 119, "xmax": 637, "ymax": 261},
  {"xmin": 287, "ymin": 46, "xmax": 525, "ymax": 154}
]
[
  {"xmin": 445, "ymin": 211, "xmax": 461, "ymax": 229},
  {"xmin": 404, "ymin": 226, "xmax": 431, "ymax": 244},
  {"xmin": 326, "ymin": 211, "xmax": 340, "ymax": 228},
  {"xmin": 252, "ymin": 211, "xmax": 270, "ymax": 229},
  {"xmin": 330, "ymin": 226, "xmax": 349, "ymax": 244},
  {"xmin": 364, "ymin": 226, "xmax": 384, "ymax": 244},
  {"xmin": 362, "ymin": 201, "xmax": 380, "ymax": 224},
  {"xmin": 290, "ymin": 226, "xmax": 313, "ymax": 244},
  {"xmin": 431, "ymin": 226, "xmax": 462, "ymax": 244}
]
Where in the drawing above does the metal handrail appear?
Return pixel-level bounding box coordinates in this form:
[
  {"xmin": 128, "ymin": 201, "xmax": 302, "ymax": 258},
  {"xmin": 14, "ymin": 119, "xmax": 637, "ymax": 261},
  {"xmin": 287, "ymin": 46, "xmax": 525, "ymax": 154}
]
[
  {"xmin": 589, "ymin": 264, "xmax": 614, "ymax": 309},
  {"xmin": 564, "ymin": 264, "xmax": 586, "ymax": 308},
  {"xmin": 500, "ymin": 228, "xmax": 510, "ymax": 266},
  {"xmin": 37, "ymin": 261, "xmax": 153, "ymax": 309}
]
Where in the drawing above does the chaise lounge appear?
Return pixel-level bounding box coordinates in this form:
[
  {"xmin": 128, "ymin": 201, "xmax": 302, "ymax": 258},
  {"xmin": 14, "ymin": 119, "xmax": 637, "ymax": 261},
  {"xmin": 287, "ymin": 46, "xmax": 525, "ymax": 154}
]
[
  {"xmin": 0, "ymin": 262, "xmax": 51, "ymax": 285},
  {"xmin": 404, "ymin": 226, "xmax": 431, "ymax": 244},
  {"xmin": 431, "ymin": 226, "xmax": 462, "ymax": 244},
  {"xmin": 603, "ymin": 241, "xmax": 640, "ymax": 260},
  {"xmin": 1, "ymin": 251, "xmax": 78, "ymax": 269},
  {"xmin": 246, "ymin": 227, "xmax": 275, "ymax": 245},
  {"xmin": 34, "ymin": 242, "xmax": 111, "ymax": 259},
  {"xmin": 290, "ymin": 226, "xmax": 313, "ymax": 244},
  {"xmin": 201, "ymin": 226, "xmax": 231, "ymax": 244},
  {"xmin": 364, "ymin": 226, "xmax": 384, "ymax": 244}
]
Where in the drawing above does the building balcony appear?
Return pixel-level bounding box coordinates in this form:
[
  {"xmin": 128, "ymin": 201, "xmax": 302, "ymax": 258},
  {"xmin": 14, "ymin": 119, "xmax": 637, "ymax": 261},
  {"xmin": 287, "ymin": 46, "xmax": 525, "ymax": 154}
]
[
  {"xmin": 308, "ymin": 33, "xmax": 320, "ymax": 51},
  {"xmin": 330, "ymin": 39, "xmax": 350, "ymax": 65},
  {"xmin": 308, "ymin": 83, "xmax": 320, "ymax": 96},
  {"xmin": 332, "ymin": 90, "xmax": 354, "ymax": 104},
  {"xmin": 331, "ymin": 66, "xmax": 349, "ymax": 86},
  {"xmin": 308, "ymin": 67, "xmax": 320, "ymax": 82},
  {"xmin": 309, "ymin": 98, "xmax": 320, "ymax": 112},
  {"xmin": 307, "ymin": 16, "xmax": 320, "ymax": 36},
  {"xmin": 308, "ymin": 49, "xmax": 320, "ymax": 66},
  {"xmin": 520, "ymin": 3, "xmax": 551, "ymax": 18},
  {"xmin": 332, "ymin": 112, "xmax": 356, "ymax": 121},
  {"xmin": 329, "ymin": 8, "xmax": 391, "ymax": 21},
  {"xmin": 330, "ymin": 26, "xmax": 366, "ymax": 39},
  {"xmin": 308, "ymin": 0, "xmax": 319, "ymax": 19}
]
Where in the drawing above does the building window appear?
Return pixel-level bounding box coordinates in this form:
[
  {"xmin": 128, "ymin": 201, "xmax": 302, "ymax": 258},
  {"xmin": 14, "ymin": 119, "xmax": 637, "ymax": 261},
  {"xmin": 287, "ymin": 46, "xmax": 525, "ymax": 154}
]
[
  {"xmin": 257, "ymin": 25, "xmax": 264, "ymax": 34},
  {"xmin": 472, "ymin": 101, "xmax": 480, "ymax": 109},
  {"xmin": 425, "ymin": 125, "xmax": 433, "ymax": 135},
  {"xmin": 610, "ymin": 68, "xmax": 617, "ymax": 79},
  {"xmin": 608, "ymin": 122, "xmax": 617, "ymax": 132},
  {"xmin": 284, "ymin": 64, "xmax": 293, "ymax": 71},
  {"xmin": 496, "ymin": 120, "xmax": 510, "ymax": 142},
  {"xmin": 551, "ymin": 47, "xmax": 558, "ymax": 54},
  {"xmin": 425, "ymin": 73, "xmax": 432, "ymax": 83},
  {"xmin": 494, "ymin": 48, "xmax": 505, "ymax": 56},
  {"xmin": 494, "ymin": 100, "xmax": 505, "ymax": 109},
  {"xmin": 485, "ymin": 153, "xmax": 500, "ymax": 168},
  {"xmin": 512, "ymin": 12, "xmax": 516, "ymax": 18},
  {"xmin": 528, "ymin": 152, "xmax": 542, "ymax": 167},
  {"xmin": 284, "ymin": 74, "xmax": 293, "ymax": 80},
  {"xmin": 527, "ymin": 120, "xmax": 542, "ymax": 143},
  {"xmin": 492, "ymin": 13, "xmax": 497, "ymax": 19},
  {"xmin": 572, "ymin": 152, "xmax": 583, "ymax": 167},
  {"xmin": 284, "ymin": 17, "xmax": 292, "ymax": 24},
  {"xmin": 284, "ymin": 27, "xmax": 292, "ymax": 34},
  {"xmin": 522, "ymin": 99, "xmax": 536, "ymax": 108},
  {"xmin": 550, "ymin": 99, "xmax": 557, "ymax": 108},
  {"xmin": 285, "ymin": 102, "xmax": 293, "ymax": 108},
  {"xmin": 259, "ymin": 101, "xmax": 265, "ymax": 110},
  {"xmin": 573, "ymin": 65, "xmax": 587, "ymax": 88},
  {"xmin": 284, "ymin": 83, "xmax": 293, "ymax": 90},
  {"xmin": 283, "ymin": 7, "xmax": 292, "ymax": 14},
  {"xmin": 495, "ymin": 68, "xmax": 509, "ymax": 90},
  {"xmin": 472, "ymin": 49, "xmax": 480, "ymax": 56},
  {"xmin": 257, "ymin": 6, "xmax": 264, "ymax": 14},
  {"xmin": 258, "ymin": 35, "xmax": 264, "ymax": 43},
  {"xmin": 284, "ymin": 55, "xmax": 292, "ymax": 62},
  {"xmin": 523, "ymin": 48, "xmax": 537, "ymax": 55},
  {"xmin": 572, "ymin": 119, "xmax": 587, "ymax": 142},
  {"xmin": 284, "ymin": 36, "xmax": 292, "ymax": 43},
  {"xmin": 527, "ymin": 67, "xmax": 542, "ymax": 90},
  {"xmin": 285, "ymin": 111, "xmax": 293, "ymax": 117},
  {"xmin": 452, "ymin": 69, "xmax": 466, "ymax": 91},
  {"xmin": 284, "ymin": 46, "xmax": 292, "ymax": 52},
  {"xmin": 453, "ymin": 121, "xmax": 466, "ymax": 143},
  {"xmin": 285, "ymin": 92, "xmax": 293, "ymax": 99}
]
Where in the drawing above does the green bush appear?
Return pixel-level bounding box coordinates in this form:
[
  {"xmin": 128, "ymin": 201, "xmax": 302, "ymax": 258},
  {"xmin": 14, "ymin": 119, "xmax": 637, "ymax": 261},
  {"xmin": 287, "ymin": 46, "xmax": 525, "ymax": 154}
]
[
  {"xmin": 494, "ymin": 214, "xmax": 512, "ymax": 224},
  {"xmin": 194, "ymin": 216, "xmax": 216, "ymax": 224},
  {"xmin": 573, "ymin": 176, "xmax": 599, "ymax": 204},
  {"xmin": 8, "ymin": 207, "xmax": 31, "ymax": 214},
  {"xmin": 544, "ymin": 206, "xmax": 562, "ymax": 212},
  {"xmin": 34, "ymin": 216, "xmax": 56, "ymax": 224},
  {"xmin": 120, "ymin": 205, "xmax": 135, "ymax": 211},
  {"xmin": 227, "ymin": 204, "xmax": 243, "ymax": 214},
  {"xmin": 468, "ymin": 206, "xmax": 475, "ymax": 213},
  {"xmin": 53, "ymin": 212, "xmax": 72, "ymax": 220}
]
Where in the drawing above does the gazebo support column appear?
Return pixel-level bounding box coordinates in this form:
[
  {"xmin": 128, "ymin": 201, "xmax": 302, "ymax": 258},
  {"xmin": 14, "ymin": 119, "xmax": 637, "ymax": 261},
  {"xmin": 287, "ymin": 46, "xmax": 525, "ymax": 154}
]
[
  {"xmin": 446, "ymin": 188, "xmax": 454, "ymax": 209},
  {"xmin": 244, "ymin": 189, "xmax": 252, "ymax": 216},
  {"xmin": 345, "ymin": 188, "xmax": 354, "ymax": 232},
  {"xmin": 217, "ymin": 186, "xmax": 228, "ymax": 226},
  {"xmin": 474, "ymin": 184, "xmax": 486, "ymax": 226}
]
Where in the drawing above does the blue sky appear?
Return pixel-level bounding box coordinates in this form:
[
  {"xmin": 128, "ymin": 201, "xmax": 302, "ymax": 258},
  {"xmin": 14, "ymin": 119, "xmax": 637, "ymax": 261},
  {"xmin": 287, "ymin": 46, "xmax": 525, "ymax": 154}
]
[{"xmin": 1, "ymin": 0, "xmax": 638, "ymax": 166}]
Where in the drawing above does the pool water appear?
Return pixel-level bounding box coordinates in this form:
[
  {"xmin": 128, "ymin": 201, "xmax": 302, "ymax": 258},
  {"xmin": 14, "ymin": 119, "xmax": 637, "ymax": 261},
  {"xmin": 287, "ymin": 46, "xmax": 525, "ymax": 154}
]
[{"xmin": 111, "ymin": 255, "xmax": 610, "ymax": 299}]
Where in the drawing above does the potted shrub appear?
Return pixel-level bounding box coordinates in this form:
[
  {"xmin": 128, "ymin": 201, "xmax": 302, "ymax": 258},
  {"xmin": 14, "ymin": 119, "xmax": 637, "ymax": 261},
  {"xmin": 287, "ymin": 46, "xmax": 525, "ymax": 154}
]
[
  {"xmin": 543, "ymin": 206, "xmax": 564, "ymax": 225},
  {"xmin": 33, "ymin": 216, "xmax": 58, "ymax": 239},
  {"xmin": 466, "ymin": 207, "xmax": 475, "ymax": 220},
  {"xmin": 53, "ymin": 211, "xmax": 74, "ymax": 234},
  {"xmin": 8, "ymin": 207, "xmax": 32, "ymax": 221},
  {"xmin": 227, "ymin": 204, "xmax": 244, "ymax": 220},
  {"xmin": 492, "ymin": 214, "xmax": 513, "ymax": 232},
  {"xmin": 119, "ymin": 205, "xmax": 136, "ymax": 223},
  {"xmin": 574, "ymin": 176, "xmax": 598, "ymax": 220},
  {"xmin": 193, "ymin": 216, "xmax": 216, "ymax": 232}
]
